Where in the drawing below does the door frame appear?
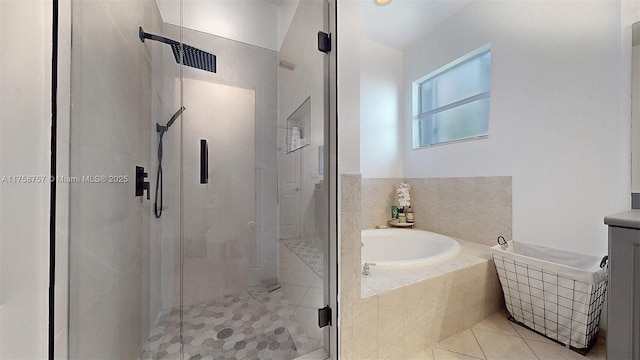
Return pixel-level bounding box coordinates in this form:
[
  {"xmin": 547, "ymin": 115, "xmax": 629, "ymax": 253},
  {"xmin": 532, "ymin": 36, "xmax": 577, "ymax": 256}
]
[
  {"xmin": 278, "ymin": 140, "xmax": 303, "ymax": 241},
  {"xmin": 327, "ymin": 0, "xmax": 338, "ymax": 358}
]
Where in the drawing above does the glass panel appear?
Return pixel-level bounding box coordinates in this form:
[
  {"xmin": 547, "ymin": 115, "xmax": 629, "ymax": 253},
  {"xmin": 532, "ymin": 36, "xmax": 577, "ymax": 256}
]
[
  {"xmin": 277, "ymin": 2, "xmax": 330, "ymax": 354},
  {"xmin": 68, "ymin": 0, "xmax": 330, "ymax": 358},
  {"xmin": 420, "ymin": 51, "xmax": 491, "ymax": 112},
  {"xmin": 419, "ymin": 97, "xmax": 490, "ymax": 146},
  {"xmin": 178, "ymin": 1, "xmax": 329, "ymax": 359},
  {"xmin": 68, "ymin": 0, "xmax": 182, "ymax": 359},
  {"xmin": 287, "ymin": 97, "xmax": 312, "ymax": 153}
]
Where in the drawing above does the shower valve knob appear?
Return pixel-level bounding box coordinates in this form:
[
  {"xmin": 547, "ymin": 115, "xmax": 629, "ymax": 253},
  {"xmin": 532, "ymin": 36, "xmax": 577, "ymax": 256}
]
[{"xmin": 135, "ymin": 166, "xmax": 150, "ymax": 200}]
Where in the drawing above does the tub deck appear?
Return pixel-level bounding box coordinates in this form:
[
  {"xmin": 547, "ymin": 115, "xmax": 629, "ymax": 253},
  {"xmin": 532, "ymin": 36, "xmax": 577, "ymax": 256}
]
[{"xmin": 361, "ymin": 237, "xmax": 494, "ymax": 298}]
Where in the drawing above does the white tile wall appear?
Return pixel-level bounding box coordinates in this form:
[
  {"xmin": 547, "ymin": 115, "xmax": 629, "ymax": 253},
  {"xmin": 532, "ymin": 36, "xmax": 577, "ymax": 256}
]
[
  {"xmin": 68, "ymin": 0, "xmax": 163, "ymax": 357},
  {"xmin": 179, "ymin": 78, "xmax": 257, "ymax": 307},
  {"xmin": 278, "ymin": 242, "xmax": 325, "ymax": 345},
  {"xmin": 162, "ymin": 23, "xmax": 280, "ymax": 291}
]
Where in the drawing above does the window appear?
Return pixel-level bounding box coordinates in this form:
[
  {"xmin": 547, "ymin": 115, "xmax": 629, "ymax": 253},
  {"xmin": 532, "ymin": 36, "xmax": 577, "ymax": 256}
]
[{"xmin": 413, "ymin": 45, "xmax": 491, "ymax": 148}]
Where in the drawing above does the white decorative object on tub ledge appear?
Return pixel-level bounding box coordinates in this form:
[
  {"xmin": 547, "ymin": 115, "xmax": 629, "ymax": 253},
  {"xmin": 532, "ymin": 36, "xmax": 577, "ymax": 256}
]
[{"xmin": 396, "ymin": 182, "xmax": 411, "ymax": 208}]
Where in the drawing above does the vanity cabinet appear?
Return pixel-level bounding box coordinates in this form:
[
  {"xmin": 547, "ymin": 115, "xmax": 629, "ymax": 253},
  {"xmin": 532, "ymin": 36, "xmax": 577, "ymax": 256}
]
[{"xmin": 604, "ymin": 210, "xmax": 640, "ymax": 360}]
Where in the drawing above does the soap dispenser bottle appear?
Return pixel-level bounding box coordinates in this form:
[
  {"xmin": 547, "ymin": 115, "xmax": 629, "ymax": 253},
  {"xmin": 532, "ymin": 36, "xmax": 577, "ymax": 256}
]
[{"xmin": 406, "ymin": 206, "xmax": 414, "ymax": 223}]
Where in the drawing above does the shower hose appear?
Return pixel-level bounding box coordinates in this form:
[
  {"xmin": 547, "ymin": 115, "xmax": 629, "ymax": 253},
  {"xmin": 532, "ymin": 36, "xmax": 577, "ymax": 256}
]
[{"xmin": 154, "ymin": 130, "xmax": 165, "ymax": 218}]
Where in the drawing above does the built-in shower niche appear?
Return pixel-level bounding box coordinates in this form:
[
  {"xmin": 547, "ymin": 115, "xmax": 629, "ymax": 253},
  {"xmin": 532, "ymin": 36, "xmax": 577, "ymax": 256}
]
[{"xmin": 287, "ymin": 96, "xmax": 311, "ymax": 153}]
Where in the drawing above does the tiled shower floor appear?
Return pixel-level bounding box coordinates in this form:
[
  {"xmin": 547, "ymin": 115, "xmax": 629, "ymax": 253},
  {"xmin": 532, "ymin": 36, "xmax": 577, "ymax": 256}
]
[
  {"xmin": 282, "ymin": 237, "xmax": 324, "ymax": 277},
  {"xmin": 140, "ymin": 286, "xmax": 318, "ymax": 360}
]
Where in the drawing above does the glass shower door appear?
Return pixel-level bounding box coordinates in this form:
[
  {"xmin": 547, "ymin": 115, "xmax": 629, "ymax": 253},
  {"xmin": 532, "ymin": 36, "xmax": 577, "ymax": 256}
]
[{"xmin": 177, "ymin": 0, "xmax": 331, "ymax": 358}]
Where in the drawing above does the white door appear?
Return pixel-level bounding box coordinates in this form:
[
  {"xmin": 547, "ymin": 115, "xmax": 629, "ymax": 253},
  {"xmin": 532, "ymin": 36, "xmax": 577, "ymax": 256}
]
[{"xmin": 279, "ymin": 147, "xmax": 302, "ymax": 240}]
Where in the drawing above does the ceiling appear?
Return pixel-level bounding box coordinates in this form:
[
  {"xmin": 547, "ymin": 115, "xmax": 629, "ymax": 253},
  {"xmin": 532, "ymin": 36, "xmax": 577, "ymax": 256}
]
[
  {"xmin": 360, "ymin": 0, "xmax": 471, "ymax": 51},
  {"xmin": 156, "ymin": 0, "xmax": 300, "ymax": 51},
  {"xmin": 155, "ymin": 0, "xmax": 471, "ymax": 52}
]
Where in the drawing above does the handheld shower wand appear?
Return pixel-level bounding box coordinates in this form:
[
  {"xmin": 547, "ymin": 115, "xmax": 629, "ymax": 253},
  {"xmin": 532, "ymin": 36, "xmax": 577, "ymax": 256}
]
[
  {"xmin": 155, "ymin": 107, "xmax": 185, "ymax": 218},
  {"xmin": 157, "ymin": 106, "xmax": 185, "ymax": 134}
]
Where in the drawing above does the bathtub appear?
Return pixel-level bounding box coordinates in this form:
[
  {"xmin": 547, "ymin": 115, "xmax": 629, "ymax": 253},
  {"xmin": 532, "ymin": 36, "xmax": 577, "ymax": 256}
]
[{"xmin": 361, "ymin": 229, "xmax": 461, "ymax": 266}]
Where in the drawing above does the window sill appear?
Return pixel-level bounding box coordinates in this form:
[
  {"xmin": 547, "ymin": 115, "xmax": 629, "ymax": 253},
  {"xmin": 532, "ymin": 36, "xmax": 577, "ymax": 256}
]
[{"xmin": 412, "ymin": 134, "xmax": 489, "ymax": 150}]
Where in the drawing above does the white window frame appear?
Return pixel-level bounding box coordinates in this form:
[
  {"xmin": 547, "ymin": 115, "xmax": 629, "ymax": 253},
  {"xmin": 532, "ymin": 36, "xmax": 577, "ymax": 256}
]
[{"xmin": 412, "ymin": 43, "xmax": 492, "ymax": 149}]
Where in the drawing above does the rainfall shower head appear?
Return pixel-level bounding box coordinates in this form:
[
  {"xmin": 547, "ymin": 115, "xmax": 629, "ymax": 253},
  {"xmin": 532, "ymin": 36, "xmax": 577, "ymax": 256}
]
[
  {"xmin": 139, "ymin": 27, "xmax": 217, "ymax": 73},
  {"xmin": 157, "ymin": 106, "xmax": 186, "ymax": 134}
]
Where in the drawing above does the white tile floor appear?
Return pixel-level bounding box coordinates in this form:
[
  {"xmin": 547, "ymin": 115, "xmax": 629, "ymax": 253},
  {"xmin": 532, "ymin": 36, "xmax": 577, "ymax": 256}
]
[{"xmin": 408, "ymin": 310, "xmax": 606, "ymax": 360}]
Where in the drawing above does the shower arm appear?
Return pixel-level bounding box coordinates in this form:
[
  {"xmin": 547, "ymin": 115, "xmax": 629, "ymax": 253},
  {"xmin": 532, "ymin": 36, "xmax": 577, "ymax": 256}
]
[
  {"xmin": 139, "ymin": 27, "xmax": 178, "ymax": 46},
  {"xmin": 138, "ymin": 27, "xmax": 216, "ymax": 73}
]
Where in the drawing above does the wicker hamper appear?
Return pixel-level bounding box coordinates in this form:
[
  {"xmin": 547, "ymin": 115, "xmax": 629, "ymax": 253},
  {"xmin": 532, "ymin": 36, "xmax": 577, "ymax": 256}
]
[{"xmin": 491, "ymin": 240, "xmax": 607, "ymax": 353}]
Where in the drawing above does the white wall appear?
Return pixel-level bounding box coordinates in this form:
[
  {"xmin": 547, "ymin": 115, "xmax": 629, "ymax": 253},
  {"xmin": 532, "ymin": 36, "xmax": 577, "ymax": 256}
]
[
  {"xmin": 0, "ymin": 0, "xmax": 52, "ymax": 358},
  {"xmin": 277, "ymin": 0, "xmax": 301, "ymax": 52},
  {"xmin": 337, "ymin": 0, "xmax": 360, "ymax": 174},
  {"xmin": 630, "ymin": 1, "xmax": 640, "ymax": 194},
  {"xmin": 402, "ymin": 1, "xmax": 624, "ymax": 257},
  {"xmin": 360, "ymin": 38, "xmax": 403, "ymax": 178}
]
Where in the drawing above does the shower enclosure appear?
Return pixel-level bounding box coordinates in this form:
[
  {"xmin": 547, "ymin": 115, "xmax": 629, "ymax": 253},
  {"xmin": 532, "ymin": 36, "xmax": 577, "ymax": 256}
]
[{"xmin": 60, "ymin": 0, "xmax": 335, "ymax": 358}]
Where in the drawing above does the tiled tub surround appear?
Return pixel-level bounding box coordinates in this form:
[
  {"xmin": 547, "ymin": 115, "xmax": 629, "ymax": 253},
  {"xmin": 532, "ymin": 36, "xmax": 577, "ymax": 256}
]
[
  {"xmin": 361, "ymin": 177, "xmax": 512, "ymax": 246},
  {"xmin": 356, "ymin": 240, "xmax": 504, "ymax": 359},
  {"xmin": 361, "ymin": 238, "xmax": 501, "ymax": 298},
  {"xmin": 341, "ymin": 174, "xmax": 505, "ymax": 359},
  {"xmin": 360, "ymin": 178, "xmax": 404, "ymax": 230}
]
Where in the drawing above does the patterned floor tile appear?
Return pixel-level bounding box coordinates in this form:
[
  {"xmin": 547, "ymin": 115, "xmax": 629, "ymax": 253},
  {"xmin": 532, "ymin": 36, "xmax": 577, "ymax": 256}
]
[
  {"xmin": 140, "ymin": 286, "xmax": 319, "ymax": 360},
  {"xmin": 282, "ymin": 238, "xmax": 324, "ymax": 276}
]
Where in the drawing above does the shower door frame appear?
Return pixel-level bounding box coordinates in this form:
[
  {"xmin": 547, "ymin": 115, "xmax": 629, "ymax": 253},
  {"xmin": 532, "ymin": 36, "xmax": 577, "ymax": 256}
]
[{"xmin": 325, "ymin": 0, "xmax": 338, "ymax": 357}]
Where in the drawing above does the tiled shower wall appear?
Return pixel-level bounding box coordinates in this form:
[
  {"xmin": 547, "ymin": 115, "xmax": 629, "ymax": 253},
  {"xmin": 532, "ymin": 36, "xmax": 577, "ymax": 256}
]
[
  {"xmin": 159, "ymin": 25, "xmax": 279, "ymax": 308},
  {"xmin": 361, "ymin": 177, "xmax": 512, "ymax": 246},
  {"xmin": 68, "ymin": 0, "xmax": 164, "ymax": 358}
]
